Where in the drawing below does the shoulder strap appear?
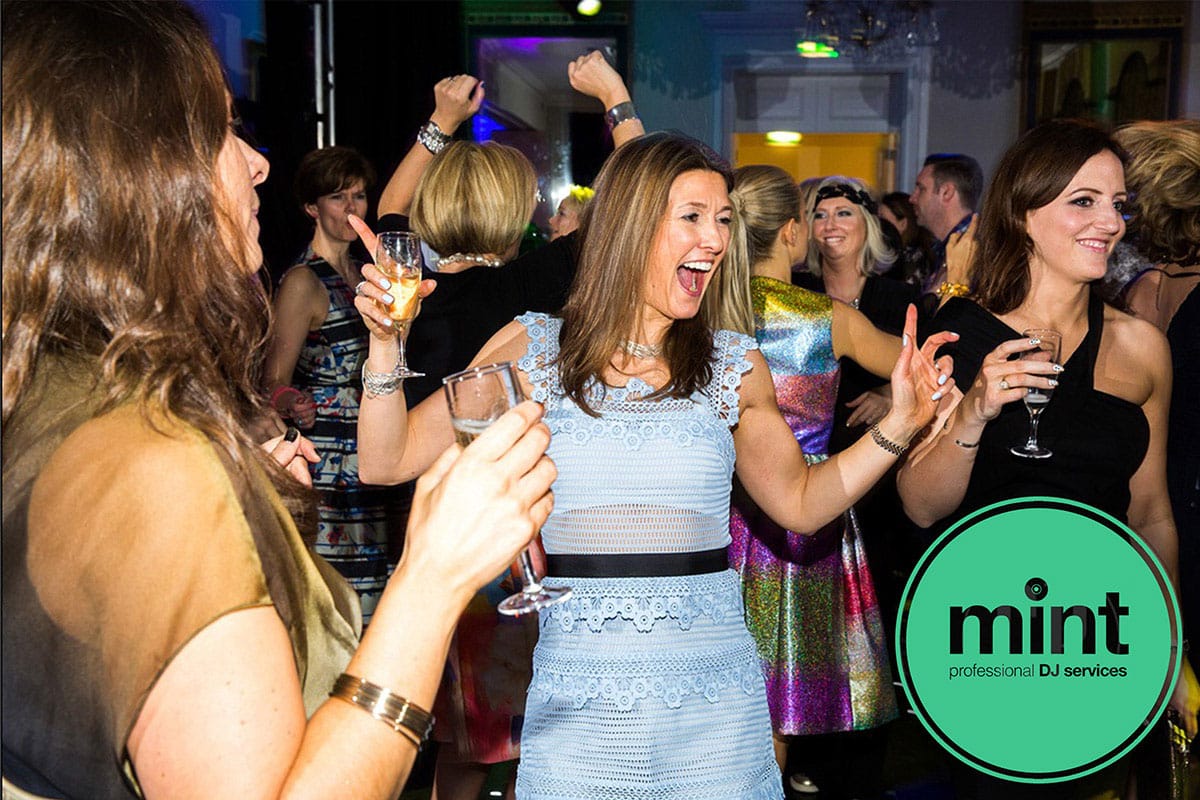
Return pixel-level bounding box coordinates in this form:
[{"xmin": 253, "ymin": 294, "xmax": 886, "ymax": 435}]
[
  {"xmin": 708, "ymin": 329, "xmax": 757, "ymax": 426},
  {"xmin": 516, "ymin": 312, "xmax": 561, "ymax": 404}
]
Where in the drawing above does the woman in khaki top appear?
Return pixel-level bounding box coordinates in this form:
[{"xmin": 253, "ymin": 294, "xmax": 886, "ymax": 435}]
[{"xmin": 1, "ymin": 2, "xmax": 554, "ymax": 798}]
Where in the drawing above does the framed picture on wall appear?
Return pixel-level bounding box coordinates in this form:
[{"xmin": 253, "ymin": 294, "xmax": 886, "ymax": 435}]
[{"xmin": 1023, "ymin": 1, "xmax": 1185, "ymax": 128}]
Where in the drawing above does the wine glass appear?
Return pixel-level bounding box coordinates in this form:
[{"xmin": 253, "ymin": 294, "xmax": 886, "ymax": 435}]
[
  {"xmin": 442, "ymin": 362, "xmax": 572, "ymax": 616},
  {"xmin": 375, "ymin": 231, "xmax": 424, "ymax": 378},
  {"xmin": 1010, "ymin": 328, "xmax": 1062, "ymax": 459}
]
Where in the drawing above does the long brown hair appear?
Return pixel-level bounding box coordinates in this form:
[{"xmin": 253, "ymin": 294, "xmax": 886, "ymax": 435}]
[
  {"xmin": 558, "ymin": 132, "xmax": 734, "ymax": 416},
  {"xmin": 973, "ymin": 120, "xmax": 1127, "ymax": 313},
  {"xmin": 2, "ymin": 1, "xmax": 314, "ymax": 526}
]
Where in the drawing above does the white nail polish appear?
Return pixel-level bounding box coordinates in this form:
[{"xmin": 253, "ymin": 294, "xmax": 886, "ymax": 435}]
[
  {"xmin": 931, "ymin": 391, "xmax": 943, "ymax": 402},
  {"xmin": 382, "ymin": 293, "xmax": 394, "ymax": 305},
  {"xmin": 379, "ymin": 278, "xmax": 392, "ymax": 290},
  {"xmin": 937, "ymin": 374, "xmax": 948, "ymax": 386},
  {"xmin": 903, "ymin": 334, "xmax": 910, "ymax": 347},
  {"xmin": 1029, "ymin": 337, "xmax": 1040, "ymax": 346}
]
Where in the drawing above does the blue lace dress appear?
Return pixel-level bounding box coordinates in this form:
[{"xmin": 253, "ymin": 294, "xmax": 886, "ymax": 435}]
[{"xmin": 514, "ymin": 313, "xmax": 783, "ymax": 800}]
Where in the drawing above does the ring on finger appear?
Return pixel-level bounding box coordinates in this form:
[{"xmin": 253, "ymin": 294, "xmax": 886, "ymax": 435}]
[
  {"xmin": 999, "ymin": 377, "xmax": 1010, "ymax": 391},
  {"xmin": 355, "ymin": 280, "xmax": 368, "ymax": 297}
]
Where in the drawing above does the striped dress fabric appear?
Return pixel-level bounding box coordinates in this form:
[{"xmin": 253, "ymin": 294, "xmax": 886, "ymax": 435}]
[
  {"xmin": 289, "ymin": 254, "xmax": 393, "ymax": 625},
  {"xmin": 513, "ymin": 313, "xmax": 783, "ymax": 800},
  {"xmin": 729, "ymin": 276, "xmax": 897, "ymax": 736}
]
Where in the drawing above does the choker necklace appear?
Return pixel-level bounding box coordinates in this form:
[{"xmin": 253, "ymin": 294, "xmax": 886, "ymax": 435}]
[
  {"xmin": 620, "ymin": 340, "xmax": 662, "ymax": 359},
  {"xmin": 436, "ymin": 252, "xmax": 503, "ymax": 269}
]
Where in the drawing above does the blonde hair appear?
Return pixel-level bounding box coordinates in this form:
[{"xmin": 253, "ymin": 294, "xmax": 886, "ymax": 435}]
[
  {"xmin": 1114, "ymin": 120, "xmax": 1200, "ymax": 266},
  {"xmin": 410, "ymin": 141, "xmax": 536, "ymax": 258},
  {"xmin": 559, "ymin": 132, "xmax": 734, "ymax": 416},
  {"xmin": 804, "ymin": 175, "xmax": 894, "ymax": 277},
  {"xmin": 724, "ymin": 165, "xmax": 803, "ymax": 334}
]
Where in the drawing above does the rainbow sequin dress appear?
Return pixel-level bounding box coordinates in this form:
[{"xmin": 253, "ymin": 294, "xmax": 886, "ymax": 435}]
[{"xmin": 729, "ymin": 276, "xmax": 897, "ymax": 736}]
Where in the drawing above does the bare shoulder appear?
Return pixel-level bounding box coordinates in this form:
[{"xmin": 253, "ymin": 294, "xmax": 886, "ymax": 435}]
[
  {"xmin": 471, "ymin": 318, "xmax": 535, "ymax": 366},
  {"xmin": 1104, "ymin": 304, "xmax": 1169, "ymax": 364},
  {"xmin": 1098, "ymin": 305, "xmax": 1170, "ymax": 404}
]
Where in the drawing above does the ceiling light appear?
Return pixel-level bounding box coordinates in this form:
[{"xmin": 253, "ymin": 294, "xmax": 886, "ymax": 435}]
[
  {"xmin": 577, "ymin": 0, "xmax": 601, "ymax": 16},
  {"xmin": 766, "ymin": 131, "xmax": 803, "ymax": 145}
]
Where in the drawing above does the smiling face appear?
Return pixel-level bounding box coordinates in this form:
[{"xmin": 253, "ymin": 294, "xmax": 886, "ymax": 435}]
[
  {"xmin": 214, "ymin": 116, "xmax": 269, "ymax": 270},
  {"xmin": 641, "ymin": 169, "xmax": 733, "ymax": 329},
  {"xmin": 1025, "ymin": 149, "xmax": 1126, "ymax": 284},
  {"xmin": 306, "ymin": 180, "xmax": 367, "ymax": 244},
  {"xmin": 812, "ymin": 196, "xmax": 867, "ymax": 266},
  {"xmin": 549, "ymin": 199, "xmax": 581, "ymax": 240}
]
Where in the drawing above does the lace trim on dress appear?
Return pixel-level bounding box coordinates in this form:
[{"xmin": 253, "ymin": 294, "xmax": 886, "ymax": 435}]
[
  {"xmin": 516, "ymin": 313, "xmax": 757, "ymax": 426},
  {"xmin": 529, "ymin": 645, "xmax": 763, "ymax": 711},
  {"xmin": 542, "ymin": 581, "xmax": 743, "ymax": 633}
]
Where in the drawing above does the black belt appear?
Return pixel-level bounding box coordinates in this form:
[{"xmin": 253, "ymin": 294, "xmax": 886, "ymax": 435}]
[{"xmin": 545, "ymin": 547, "xmax": 729, "ymax": 578}]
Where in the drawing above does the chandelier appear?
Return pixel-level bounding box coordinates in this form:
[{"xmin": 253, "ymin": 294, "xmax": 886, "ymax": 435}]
[{"xmin": 800, "ymin": 1, "xmax": 940, "ymax": 54}]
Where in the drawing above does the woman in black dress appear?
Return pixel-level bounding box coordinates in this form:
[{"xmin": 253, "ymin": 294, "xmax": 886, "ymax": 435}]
[{"xmin": 898, "ymin": 119, "xmax": 1198, "ymax": 797}]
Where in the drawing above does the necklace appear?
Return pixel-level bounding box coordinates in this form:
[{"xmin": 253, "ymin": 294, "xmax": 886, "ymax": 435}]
[
  {"xmin": 436, "ymin": 252, "xmax": 503, "ymax": 269},
  {"xmin": 620, "ymin": 340, "xmax": 662, "ymax": 359}
]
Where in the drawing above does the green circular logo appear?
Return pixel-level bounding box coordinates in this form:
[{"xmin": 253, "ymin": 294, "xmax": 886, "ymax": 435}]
[{"xmin": 896, "ymin": 498, "xmax": 1181, "ymax": 782}]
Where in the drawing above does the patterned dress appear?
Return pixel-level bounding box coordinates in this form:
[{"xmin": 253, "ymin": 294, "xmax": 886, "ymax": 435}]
[
  {"xmin": 288, "ymin": 253, "xmax": 392, "ymax": 625},
  {"xmin": 729, "ymin": 276, "xmax": 897, "ymax": 735},
  {"xmin": 514, "ymin": 313, "xmax": 783, "ymax": 800}
]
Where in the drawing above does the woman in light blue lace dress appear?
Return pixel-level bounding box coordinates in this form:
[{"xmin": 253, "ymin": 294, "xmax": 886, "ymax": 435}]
[{"xmin": 352, "ymin": 133, "xmax": 953, "ymax": 799}]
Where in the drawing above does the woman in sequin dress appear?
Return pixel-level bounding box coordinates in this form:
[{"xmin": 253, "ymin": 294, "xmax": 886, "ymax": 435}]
[
  {"xmin": 726, "ymin": 166, "xmax": 913, "ymax": 798},
  {"xmin": 352, "ymin": 133, "xmax": 954, "ymax": 799}
]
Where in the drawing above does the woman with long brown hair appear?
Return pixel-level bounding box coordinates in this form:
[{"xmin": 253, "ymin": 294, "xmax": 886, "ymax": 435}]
[
  {"xmin": 2, "ymin": 2, "xmax": 553, "ymax": 797},
  {"xmin": 898, "ymin": 119, "xmax": 1198, "ymax": 797},
  {"xmin": 352, "ymin": 132, "xmax": 952, "ymax": 797}
]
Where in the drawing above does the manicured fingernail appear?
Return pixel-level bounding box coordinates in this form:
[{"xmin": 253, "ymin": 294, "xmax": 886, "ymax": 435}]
[
  {"xmin": 931, "ymin": 390, "xmax": 944, "ymax": 402},
  {"xmin": 1048, "ymin": 379, "xmax": 1059, "ymax": 388},
  {"xmin": 384, "ymin": 318, "xmax": 393, "ymax": 327},
  {"xmin": 378, "ymin": 277, "xmax": 392, "ymax": 290},
  {"xmin": 1029, "ymin": 337, "xmax": 1041, "ymax": 346},
  {"xmin": 937, "ymin": 373, "xmax": 948, "ymax": 385},
  {"xmin": 285, "ymin": 426, "xmax": 299, "ymax": 442},
  {"xmin": 381, "ymin": 293, "xmax": 394, "ymax": 305},
  {"xmin": 902, "ymin": 334, "xmax": 910, "ymax": 347},
  {"xmin": 1052, "ymin": 363, "xmax": 1064, "ymax": 373}
]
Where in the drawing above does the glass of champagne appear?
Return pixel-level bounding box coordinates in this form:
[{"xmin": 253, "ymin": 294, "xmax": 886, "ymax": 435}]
[
  {"xmin": 1010, "ymin": 328, "xmax": 1062, "ymax": 459},
  {"xmin": 375, "ymin": 231, "xmax": 424, "ymax": 378},
  {"xmin": 442, "ymin": 362, "xmax": 572, "ymax": 616}
]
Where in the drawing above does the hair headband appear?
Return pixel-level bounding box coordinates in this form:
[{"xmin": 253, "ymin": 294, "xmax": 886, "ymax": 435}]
[{"xmin": 812, "ymin": 183, "xmax": 878, "ymax": 215}]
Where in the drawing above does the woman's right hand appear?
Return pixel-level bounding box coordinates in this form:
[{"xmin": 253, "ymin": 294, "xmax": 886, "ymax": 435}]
[
  {"xmin": 347, "ymin": 214, "xmax": 437, "ymax": 345},
  {"xmin": 429, "ymin": 73, "xmax": 484, "ymax": 135},
  {"xmin": 400, "ymin": 401, "xmax": 556, "ymax": 603},
  {"xmin": 961, "ymin": 336, "xmax": 1062, "ymax": 424}
]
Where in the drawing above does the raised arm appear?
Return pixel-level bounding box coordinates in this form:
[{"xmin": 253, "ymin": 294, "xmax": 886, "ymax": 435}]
[
  {"xmin": 567, "ymin": 50, "xmax": 645, "ymax": 148},
  {"xmin": 897, "ymin": 334, "xmax": 1059, "ymax": 527},
  {"xmin": 735, "ymin": 305, "xmax": 954, "ymax": 533},
  {"xmin": 831, "ymin": 299, "xmax": 901, "ymax": 378},
  {"xmin": 377, "ymin": 75, "xmax": 484, "ymax": 218}
]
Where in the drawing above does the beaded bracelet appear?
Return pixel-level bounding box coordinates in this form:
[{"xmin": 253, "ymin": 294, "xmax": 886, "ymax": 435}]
[
  {"xmin": 417, "ymin": 119, "xmax": 451, "ymax": 155},
  {"xmin": 868, "ymin": 423, "xmax": 910, "ymax": 456},
  {"xmin": 329, "ymin": 673, "xmax": 434, "ymax": 747},
  {"xmin": 936, "ymin": 281, "xmax": 971, "ymax": 300},
  {"xmin": 362, "ymin": 361, "xmax": 404, "ymax": 399}
]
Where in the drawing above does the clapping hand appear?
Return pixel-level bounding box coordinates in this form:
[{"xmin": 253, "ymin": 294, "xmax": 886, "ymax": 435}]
[{"xmin": 885, "ymin": 305, "xmax": 958, "ymax": 441}]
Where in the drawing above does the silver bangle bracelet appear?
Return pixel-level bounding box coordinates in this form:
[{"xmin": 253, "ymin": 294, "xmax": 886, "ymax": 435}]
[
  {"xmin": 604, "ymin": 100, "xmax": 638, "ymax": 130},
  {"xmin": 362, "ymin": 361, "xmax": 404, "ymax": 399}
]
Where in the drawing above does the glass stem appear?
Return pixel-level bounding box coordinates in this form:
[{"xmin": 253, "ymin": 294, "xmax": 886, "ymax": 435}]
[
  {"xmin": 518, "ymin": 550, "xmax": 542, "ymax": 593},
  {"xmin": 396, "ymin": 327, "xmax": 409, "ymax": 369},
  {"xmin": 1025, "ymin": 410, "xmax": 1042, "ymax": 449}
]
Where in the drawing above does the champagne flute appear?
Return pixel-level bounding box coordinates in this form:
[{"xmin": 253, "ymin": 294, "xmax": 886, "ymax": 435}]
[
  {"xmin": 442, "ymin": 362, "xmax": 572, "ymax": 616},
  {"xmin": 375, "ymin": 231, "xmax": 424, "ymax": 378},
  {"xmin": 1010, "ymin": 328, "xmax": 1062, "ymax": 459}
]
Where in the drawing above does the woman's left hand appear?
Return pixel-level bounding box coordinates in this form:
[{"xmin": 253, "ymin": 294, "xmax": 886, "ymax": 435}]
[
  {"xmin": 262, "ymin": 427, "xmax": 320, "ymax": 487},
  {"xmin": 881, "ymin": 305, "xmax": 957, "ymax": 442}
]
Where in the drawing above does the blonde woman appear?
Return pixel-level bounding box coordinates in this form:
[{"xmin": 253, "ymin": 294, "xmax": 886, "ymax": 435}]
[{"xmin": 548, "ymin": 185, "xmax": 594, "ymax": 240}]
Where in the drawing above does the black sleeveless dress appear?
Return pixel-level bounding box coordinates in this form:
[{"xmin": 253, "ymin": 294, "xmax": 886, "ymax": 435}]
[
  {"xmin": 932, "ymin": 293, "xmax": 1150, "ymax": 526},
  {"xmin": 928, "ymin": 294, "xmax": 1152, "ymax": 798}
]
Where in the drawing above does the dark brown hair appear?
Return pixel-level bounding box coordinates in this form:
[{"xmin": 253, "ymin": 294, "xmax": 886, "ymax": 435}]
[
  {"xmin": 973, "ymin": 120, "xmax": 1126, "ymax": 314},
  {"xmin": 294, "ymin": 145, "xmax": 377, "ymax": 209},
  {"xmin": 2, "ymin": 0, "xmax": 315, "ymax": 528},
  {"xmin": 558, "ymin": 132, "xmax": 734, "ymax": 416}
]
